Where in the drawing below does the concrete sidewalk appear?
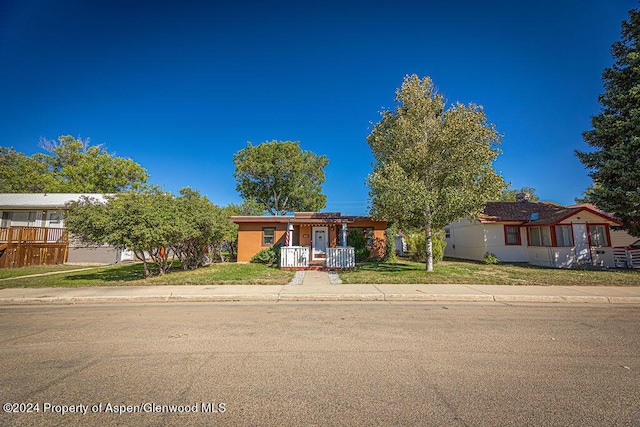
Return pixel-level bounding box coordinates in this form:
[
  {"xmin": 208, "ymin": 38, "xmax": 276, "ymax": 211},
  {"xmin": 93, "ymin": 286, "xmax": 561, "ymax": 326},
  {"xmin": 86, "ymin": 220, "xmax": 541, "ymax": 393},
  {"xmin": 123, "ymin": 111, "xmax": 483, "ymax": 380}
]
[{"xmin": 1, "ymin": 271, "xmax": 639, "ymax": 305}]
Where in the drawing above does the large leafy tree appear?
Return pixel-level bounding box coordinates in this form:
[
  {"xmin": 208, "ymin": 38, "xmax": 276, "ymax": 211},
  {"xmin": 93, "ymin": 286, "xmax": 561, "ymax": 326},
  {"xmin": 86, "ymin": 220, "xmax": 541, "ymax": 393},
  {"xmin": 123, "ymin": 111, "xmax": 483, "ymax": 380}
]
[
  {"xmin": 233, "ymin": 140, "xmax": 329, "ymax": 215},
  {"xmin": 65, "ymin": 187, "xmax": 229, "ymax": 277},
  {"xmin": 576, "ymin": 8, "xmax": 640, "ymax": 237},
  {"xmin": 65, "ymin": 189, "xmax": 180, "ymax": 276},
  {"xmin": 498, "ymin": 186, "xmax": 540, "ymax": 202},
  {"xmin": 0, "ymin": 135, "xmax": 148, "ymax": 193},
  {"xmin": 0, "ymin": 147, "xmax": 52, "ymax": 192},
  {"xmin": 367, "ymin": 75, "xmax": 505, "ymax": 271}
]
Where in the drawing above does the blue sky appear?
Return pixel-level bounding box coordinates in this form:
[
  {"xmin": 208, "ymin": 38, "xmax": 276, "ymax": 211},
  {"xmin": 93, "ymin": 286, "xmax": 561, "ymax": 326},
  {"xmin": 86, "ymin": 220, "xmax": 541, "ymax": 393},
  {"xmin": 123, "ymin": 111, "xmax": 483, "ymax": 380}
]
[{"xmin": 1, "ymin": 0, "xmax": 636, "ymax": 214}]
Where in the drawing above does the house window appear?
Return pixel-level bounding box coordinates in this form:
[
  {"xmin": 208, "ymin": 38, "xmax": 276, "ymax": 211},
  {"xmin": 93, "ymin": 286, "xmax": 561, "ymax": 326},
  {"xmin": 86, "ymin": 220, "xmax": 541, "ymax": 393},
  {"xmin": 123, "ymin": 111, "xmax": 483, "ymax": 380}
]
[
  {"xmin": 1, "ymin": 212, "xmax": 11, "ymax": 228},
  {"xmin": 505, "ymin": 226, "xmax": 520, "ymax": 245},
  {"xmin": 555, "ymin": 225, "xmax": 573, "ymax": 247},
  {"xmin": 27, "ymin": 211, "xmax": 38, "ymax": 226},
  {"xmin": 49, "ymin": 212, "xmax": 62, "ymax": 224},
  {"xmin": 366, "ymin": 229, "xmax": 373, "ymax": 248},
  {"xmin": 588, "ymin": 225, "xmax": 609, "ymax": 247},
  {"xmin": 262, "ymin": 227, "xmax": 275, "ymax": 246},
  {"xmin": 528, "ymin": 226, "xmax": 551, "ymax": 247},
  {"xmin": 444, "ymin": 228, "xmax": 451, "ymax": 239}
]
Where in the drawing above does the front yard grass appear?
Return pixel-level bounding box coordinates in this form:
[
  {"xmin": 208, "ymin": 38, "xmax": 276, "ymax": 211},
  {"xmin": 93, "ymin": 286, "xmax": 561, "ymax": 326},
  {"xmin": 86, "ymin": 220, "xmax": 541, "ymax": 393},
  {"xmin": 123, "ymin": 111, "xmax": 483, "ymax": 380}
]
[
  {"xmin": 339, "ymin": 259, "xmax": 640, "ymax": 286},
  {"xmin": 0, "ymin": 264, "xmax": 92, "ymax": 280},
  {"xmin": 0, "ymin": 262, "xmax": 294, "ymax": 288},
  {"xmin": 2, "ymin": 259, "xmax": 638, "ymax": 288}
]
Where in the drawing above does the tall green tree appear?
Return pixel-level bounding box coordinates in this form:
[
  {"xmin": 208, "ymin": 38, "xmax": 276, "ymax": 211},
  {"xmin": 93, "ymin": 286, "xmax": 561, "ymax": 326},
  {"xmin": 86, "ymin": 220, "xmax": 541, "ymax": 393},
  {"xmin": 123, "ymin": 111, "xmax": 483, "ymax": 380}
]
[
  {"xmin": 367, "ymin": 75, "xmax": 505, "ymax": 271},
  {"xmin": 576, "ymin": 8, "xmax": 640, "ymax": 237},
  {"xmin": 65, "ymin": 189, "xmax": 180, "ymax": 277},
  {"xmin": 498, "ymin": 186, "xmax": 540, "ymax": 202},
  {"xmin": 38, "ymin": 135, "xmax": 149, "ymax": 193},
  {"xmin": 66, "ymin": 187, "xmax": 232, "ymax": 277},
  {"xmin": 0, "ymin": 136, "xmax": 148, "ymax": 193},
  {"xmin": 0, "ymin": 147, "xmax": 51, "ymax": 192},
  {"xmin": 233, "ymin": 140, "xmax": 329, "ymax": 215}
]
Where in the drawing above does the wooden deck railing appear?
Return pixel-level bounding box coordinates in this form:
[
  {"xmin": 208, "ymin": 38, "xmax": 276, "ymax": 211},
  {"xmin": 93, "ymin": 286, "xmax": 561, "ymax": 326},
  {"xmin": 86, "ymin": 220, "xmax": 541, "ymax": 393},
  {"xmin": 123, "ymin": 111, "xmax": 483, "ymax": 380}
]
[{"xmin": 0, "ymin": 226, "xmax": 69, "ymax": 244}]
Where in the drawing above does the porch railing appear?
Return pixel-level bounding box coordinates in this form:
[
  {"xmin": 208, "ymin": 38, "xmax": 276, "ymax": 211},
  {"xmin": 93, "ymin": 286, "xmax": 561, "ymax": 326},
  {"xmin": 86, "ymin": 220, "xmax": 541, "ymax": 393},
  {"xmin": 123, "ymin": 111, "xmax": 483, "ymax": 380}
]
[
  {"xmin": 0, "ymin": 226, "xmax": 68, "ymax": 244},
  {"xmin": 326, "ymin": 246, "xmax": 355, "ymax": 269},
  {"xmin": 613, "ymin": 247, "xmax": 640, "ymax": 268},
  {"xmin": 280, "ymin": 246, "xmax": 310, "ymax": 268}
]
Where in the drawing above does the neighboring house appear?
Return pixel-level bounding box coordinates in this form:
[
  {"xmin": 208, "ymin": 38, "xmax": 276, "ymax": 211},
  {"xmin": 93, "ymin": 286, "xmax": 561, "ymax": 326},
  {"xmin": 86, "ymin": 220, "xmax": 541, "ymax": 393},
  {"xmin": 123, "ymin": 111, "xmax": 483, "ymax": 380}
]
[
  {"xmin": 394, "ymin": 231, "xmax": 407, "ymax": 256},
  {"xmin": 0, "ymin": 193, "xmax": 133, "ymax": 267},
  {"xmin": 444, "ymin": 200, "xmax": 628, "ymax": 268},
  {"xmin": 231, "ymin": 212, "xmax": 387, "ymax": 267}
]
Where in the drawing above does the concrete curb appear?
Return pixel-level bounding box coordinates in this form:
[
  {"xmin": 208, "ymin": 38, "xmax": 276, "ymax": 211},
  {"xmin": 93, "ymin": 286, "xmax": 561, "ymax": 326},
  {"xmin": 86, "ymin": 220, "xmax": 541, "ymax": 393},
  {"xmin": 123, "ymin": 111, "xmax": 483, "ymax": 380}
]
[{"xmin": 1, "ymin": 294, "xmax": 639, "ymax": 305}]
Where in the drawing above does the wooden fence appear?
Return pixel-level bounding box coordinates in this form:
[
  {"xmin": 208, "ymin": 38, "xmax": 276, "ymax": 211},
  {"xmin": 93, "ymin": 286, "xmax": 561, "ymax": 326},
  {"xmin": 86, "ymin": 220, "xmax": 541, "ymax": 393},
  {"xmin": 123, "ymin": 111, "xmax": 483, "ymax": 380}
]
[{"xmin": 0, "ymin": 227, "xmax": 69, "ymax": 268}]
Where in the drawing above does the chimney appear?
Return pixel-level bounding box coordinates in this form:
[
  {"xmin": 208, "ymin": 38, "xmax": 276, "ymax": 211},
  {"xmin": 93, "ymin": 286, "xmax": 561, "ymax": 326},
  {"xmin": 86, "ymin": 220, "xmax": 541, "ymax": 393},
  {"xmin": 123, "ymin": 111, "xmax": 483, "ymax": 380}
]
[{"xmin": 516, "ymin": 192, "xmax": 531, "ymax": 203}]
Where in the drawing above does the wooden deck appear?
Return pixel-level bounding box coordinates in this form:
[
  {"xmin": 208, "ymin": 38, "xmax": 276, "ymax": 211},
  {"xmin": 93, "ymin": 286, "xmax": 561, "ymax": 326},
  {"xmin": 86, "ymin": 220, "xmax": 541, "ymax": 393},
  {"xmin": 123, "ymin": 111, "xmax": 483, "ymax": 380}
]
[{"xmin": 0, "ymin": 227, "xmax": 69, "ymax": 268}]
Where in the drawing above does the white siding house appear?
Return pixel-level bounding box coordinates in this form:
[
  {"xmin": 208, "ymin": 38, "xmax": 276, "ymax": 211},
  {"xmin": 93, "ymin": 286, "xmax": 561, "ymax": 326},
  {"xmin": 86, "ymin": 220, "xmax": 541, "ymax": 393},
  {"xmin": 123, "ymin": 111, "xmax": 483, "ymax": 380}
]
[
  {"xmin": 0, "ymin": 193, "xmax": 133, "ymax": 265},
  {"xmin": 444, "ymin": 201, "xmax": 628, "ymax": 269}
]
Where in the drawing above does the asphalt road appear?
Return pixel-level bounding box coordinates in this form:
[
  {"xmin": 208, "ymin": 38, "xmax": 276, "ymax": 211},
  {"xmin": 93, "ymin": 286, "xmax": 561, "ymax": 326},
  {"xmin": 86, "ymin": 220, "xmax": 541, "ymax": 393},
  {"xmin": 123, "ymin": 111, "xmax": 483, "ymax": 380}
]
[{"xmin": 0, "ymin": 302, "xmax": 638, "ymax": 426}]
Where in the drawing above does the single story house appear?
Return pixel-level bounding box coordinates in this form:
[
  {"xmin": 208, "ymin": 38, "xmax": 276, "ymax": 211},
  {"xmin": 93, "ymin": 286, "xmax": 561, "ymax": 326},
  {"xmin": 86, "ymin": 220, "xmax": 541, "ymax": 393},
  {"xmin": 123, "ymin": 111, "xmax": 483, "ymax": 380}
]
[
  {"xmin": 231, "ymin": 212, "xmax": 387, "ymax": 267},
  {"xmin": 444, "ymin": 200, "xmax": 628, "ymax": 268},
  {"xmin": 0, "ymin": 193, "xmax": 133, "ymax": 267}
]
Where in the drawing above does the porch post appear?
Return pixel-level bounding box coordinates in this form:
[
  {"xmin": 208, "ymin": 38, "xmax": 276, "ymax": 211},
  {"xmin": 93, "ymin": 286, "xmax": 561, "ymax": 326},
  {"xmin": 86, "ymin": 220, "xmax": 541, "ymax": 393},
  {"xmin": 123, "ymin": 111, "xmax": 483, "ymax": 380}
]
[
  {"xmin": 341, "ymin": 223, "xmax": 347, "ymax": 247},
  {"xmin": 287, "ymin": 222, "xmax": 294, "ymax": 247}
]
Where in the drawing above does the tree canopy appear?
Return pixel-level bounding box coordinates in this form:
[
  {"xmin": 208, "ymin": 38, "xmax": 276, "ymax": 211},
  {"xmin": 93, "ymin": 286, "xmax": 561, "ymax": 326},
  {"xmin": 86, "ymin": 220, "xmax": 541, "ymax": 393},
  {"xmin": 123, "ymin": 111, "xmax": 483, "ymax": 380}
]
[
  {"xmin": 367, "ymin": 74, "xmax": 505, "ymax": 271},
  {"xmin": 0, "ymin": 135, "xmax": 148, "ymax": 193},
  {"xmin": 576, "ymin": 8, "xmax": 640, "ymax": 237},
  {"xmin": 498, "ymin": 186, "xmax": 540, "ymax": 202},
  {"xmin": 233, "ymin": 140, "xmax": 328, "ymax": 215},
  {"xmin": 65, "ymin": 188, "xmax": 232, "ymax": 277}
]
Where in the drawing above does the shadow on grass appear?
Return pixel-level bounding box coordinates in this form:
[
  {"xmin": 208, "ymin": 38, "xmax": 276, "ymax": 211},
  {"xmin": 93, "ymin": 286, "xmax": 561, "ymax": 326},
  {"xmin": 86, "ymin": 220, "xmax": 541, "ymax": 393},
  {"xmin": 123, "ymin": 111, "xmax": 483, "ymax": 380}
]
[
  {"xmin": 353, "ymin": 261, "xmax": 422, "ymax": 273},
  {"xmin": 66, "ymin": 263, "xmax": 147, "ymax": 282}
]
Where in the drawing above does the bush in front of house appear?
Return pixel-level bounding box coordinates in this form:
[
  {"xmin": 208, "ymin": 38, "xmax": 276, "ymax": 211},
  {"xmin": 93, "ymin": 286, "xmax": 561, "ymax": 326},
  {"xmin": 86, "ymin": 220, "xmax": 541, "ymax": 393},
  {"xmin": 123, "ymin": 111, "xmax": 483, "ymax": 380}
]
[
  {"xmin": 251, "ymin": 245, "xmax": 281, "ymax": 264},
  {"xmin": 484, "ymin": 252, "xmax": 500, "ymax": 265},
  {"xmin": 406, "ymin": 230, "xmax": 446, "ymax": 264},
  {"xmin": 347, "ymin": 229, "xmax": 371, "ymax": 262}
]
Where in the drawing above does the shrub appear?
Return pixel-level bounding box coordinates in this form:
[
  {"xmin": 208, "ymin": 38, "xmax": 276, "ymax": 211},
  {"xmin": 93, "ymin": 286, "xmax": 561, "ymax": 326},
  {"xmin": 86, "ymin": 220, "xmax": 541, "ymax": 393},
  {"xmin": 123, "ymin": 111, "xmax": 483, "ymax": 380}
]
[
  {"xmin": 355, "ymin": 247, "xmax": 371, "ymax": 262},
  {"xmin": 251, "ymin": 245, "xmax": 281, "ymax": 264},
  {"xmin": 406, "ymin": 230, "xmax": 446, "ymax": 263},
  {"xmin": 347, "ymin": 229, "xmax": 367, "ymax": 249},
  {"xmin": 384, "ymin": 224, "xmax": 398, "ymax": 262},
  {"xmin": 347, "ymin": 229, "xmax": 371, "ymax": 262},
  {"xmin": 484, "ymin": 252, "xmax": 500, "ymax": 265}
]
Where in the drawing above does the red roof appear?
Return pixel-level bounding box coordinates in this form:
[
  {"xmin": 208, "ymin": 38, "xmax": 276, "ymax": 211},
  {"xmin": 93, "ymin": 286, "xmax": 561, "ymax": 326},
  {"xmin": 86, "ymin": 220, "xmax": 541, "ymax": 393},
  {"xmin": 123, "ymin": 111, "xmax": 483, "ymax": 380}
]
[
  {"xmin": 480, "ymin": 202, "xmax": 621, "ymax": 226},
  {"xmin": 231, "ymin": 212, "xmax": 386, "ymax": 225}
]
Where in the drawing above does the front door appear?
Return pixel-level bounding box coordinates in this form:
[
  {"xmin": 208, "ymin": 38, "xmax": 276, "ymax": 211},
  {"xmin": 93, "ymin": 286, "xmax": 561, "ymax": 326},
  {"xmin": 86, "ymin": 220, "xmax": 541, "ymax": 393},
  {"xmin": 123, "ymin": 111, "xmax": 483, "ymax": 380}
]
[
  {"xmin": 312, "ymin": 226, "xmax": 328, "ymax": 260},
  {"xmin": 572, "ymin": 223, "xmax": 591, "ymax": 264}
]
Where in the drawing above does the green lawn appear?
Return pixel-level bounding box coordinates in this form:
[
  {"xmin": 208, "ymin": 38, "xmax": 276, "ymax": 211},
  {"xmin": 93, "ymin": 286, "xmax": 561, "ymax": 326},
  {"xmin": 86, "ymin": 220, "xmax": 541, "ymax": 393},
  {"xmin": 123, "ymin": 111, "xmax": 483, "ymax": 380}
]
[
  {"xmin": 0, "ymin": 264, "xmax": 94, "ymax": 280},
  {"xmin": 2, "ymin": 259, "xmax": 638, "ymax": 288},
  {"xmin": 339, "ymin": 259, "xmax": 640, "ymax": 286},
  {"xmin": 0, "ymin": 262, "xmax": 294, "ymax": 288}
]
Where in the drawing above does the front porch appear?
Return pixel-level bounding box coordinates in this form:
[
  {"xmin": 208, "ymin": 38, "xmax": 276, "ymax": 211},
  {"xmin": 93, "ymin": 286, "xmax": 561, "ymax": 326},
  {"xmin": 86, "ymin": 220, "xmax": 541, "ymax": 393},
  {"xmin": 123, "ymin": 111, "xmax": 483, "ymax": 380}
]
[{"xmin": 280, "ymin": 246, "xmax": 355, "ymax": 270}]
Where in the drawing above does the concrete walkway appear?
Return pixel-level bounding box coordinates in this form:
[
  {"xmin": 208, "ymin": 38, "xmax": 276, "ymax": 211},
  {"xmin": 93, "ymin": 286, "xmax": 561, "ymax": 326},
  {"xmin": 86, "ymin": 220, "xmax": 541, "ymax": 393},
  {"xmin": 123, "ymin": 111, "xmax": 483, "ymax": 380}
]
[{"xmin": 0, "ymin": 270, "xmax": 639, "ymax": 305}]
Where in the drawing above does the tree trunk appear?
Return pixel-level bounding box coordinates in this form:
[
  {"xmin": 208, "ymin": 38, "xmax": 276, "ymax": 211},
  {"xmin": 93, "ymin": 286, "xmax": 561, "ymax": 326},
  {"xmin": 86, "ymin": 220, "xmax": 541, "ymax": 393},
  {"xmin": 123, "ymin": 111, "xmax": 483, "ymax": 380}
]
[{"xmin": 424, "ymin": 222, "xmax": 434, "ymax": 272}]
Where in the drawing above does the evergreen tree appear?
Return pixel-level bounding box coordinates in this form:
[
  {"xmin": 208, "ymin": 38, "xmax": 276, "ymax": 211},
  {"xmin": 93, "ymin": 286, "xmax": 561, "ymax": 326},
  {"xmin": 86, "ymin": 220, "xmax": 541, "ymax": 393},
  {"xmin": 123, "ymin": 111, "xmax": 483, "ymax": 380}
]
[{"xmin": 576, "ymin": 8, "xmax": 640, "ymax": 237}]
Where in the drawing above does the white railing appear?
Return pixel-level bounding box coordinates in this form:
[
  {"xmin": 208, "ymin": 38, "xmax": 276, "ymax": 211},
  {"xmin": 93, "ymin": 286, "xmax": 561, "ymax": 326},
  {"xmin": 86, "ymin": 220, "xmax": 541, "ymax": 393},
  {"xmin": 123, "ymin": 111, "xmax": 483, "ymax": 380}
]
[
  {"xmin": 326, "ymin": 246, "xmax": 355, "ymax": 269},
  {"xmin": 280, "ymin": 246, "xmax": 309, "ymax": 268},
  {"xmin": 613, "ymin": 247, "xmax": 640, "ymax": 268},
  {"xmin": 629, "ymin": 249, "xmax": 640, "ymax": 268},
  {"xmin": 613, "ymin": 247, "xmax": 628, "ymax": 267}
]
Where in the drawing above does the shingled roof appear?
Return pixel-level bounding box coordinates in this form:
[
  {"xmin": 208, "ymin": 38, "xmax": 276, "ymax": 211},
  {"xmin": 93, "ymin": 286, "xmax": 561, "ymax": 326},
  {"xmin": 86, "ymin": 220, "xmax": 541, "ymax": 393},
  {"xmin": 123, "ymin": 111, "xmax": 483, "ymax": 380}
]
[{"xmin": 479, "ymin": 202, "xmax": 620, "ymax": 226}]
